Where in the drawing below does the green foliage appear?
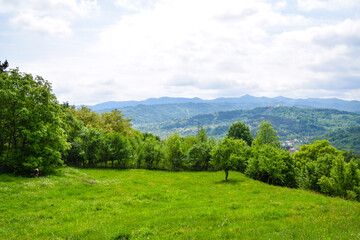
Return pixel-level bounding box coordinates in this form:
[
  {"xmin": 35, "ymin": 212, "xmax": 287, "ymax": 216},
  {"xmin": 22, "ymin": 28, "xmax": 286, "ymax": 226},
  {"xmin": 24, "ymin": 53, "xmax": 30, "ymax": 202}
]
[
  {"xmin": 210, "ymin": 137, "xmax": 250, "ymax": 180},
  {"xmin": 317, "ymin": 158, "xmax": 360, "ymax": 200},
  {"xmin": 101, "ymin": 109, "xmax": 132, "ymax": 136},
  {"xmin": 77, "ymin": 127, "xmax": 102, "ymax": 167},
  {"xmin": 137, "ymin": 136, "xmax": 163, "ymax": 169},
  {"xmin": 118, "ymin": 102, "xmax": 246, "ymax": 125},
  {"xmin": 138, "ymin": 106, "xmax": 360, "ymax": 148},
  {"xmin": 164, "ymin": 134, "xmax": 183, "ymax": 170},
  {"xmin": 71, "ymin": 105, "xmax": 102, "ymax": 129},
  {"xmin": 71, "ymin": 107, "xmax": 132, "ymax": 136},
  {"xmin": 343, "ymin": 150, "xmax": 360, "ymax": 163},
  {"xmin": 246, "ymin": 145, "xmax": 296, "ymax": 187},
  {"xmin": 253, "ymin": 121, "xmax": 280, "ymax": 148},
  {"xmin": 197, "ymin": 126, "xmax": 208, "ymax": 143},
  {"xmin": 227, "ymin": 121, "xmax": 253, "ymax": 146},
  {"xmin": 186, "ymin": 128, "xmax": 214, "ymax": 170},
  {"xmin": 0, "ymin": 69, "xmax": 67, "ymax": 173},
  {"xmin": 186, "ymin": 142, "xmax": 213, "ymax": 170},
  {"xmin": 294, "ymin": 140, "xmax": 360, "ymax": 200},
  {"xmin": 101, "ymin": 132, "xmax": 132, "ymax": 168},
  {"xmin": 316, "ymin": 126, "xmax": 360, "ymax": 153}
]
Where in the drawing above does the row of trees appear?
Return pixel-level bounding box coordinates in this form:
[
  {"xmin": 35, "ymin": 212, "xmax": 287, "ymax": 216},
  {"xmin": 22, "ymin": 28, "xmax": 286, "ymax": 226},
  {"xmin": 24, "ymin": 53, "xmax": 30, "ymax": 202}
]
[{"xmin": 1, "ymin": 67, "xmax": 359, "ymax": 201}]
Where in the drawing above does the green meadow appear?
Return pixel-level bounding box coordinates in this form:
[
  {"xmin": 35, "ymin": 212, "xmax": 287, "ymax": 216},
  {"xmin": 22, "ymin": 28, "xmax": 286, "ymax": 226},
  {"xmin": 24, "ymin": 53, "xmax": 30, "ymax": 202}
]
[{"xmin": 1, "ymin": 168, "xmax": 360, "ymax": 239}]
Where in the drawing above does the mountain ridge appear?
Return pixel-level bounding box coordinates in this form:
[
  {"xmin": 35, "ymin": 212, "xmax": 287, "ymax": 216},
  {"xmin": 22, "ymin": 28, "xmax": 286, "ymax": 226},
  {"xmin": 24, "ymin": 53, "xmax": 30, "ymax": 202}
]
[{"xmin": 89, "ymin": 95, "xmax": 360, "ymax": 113}]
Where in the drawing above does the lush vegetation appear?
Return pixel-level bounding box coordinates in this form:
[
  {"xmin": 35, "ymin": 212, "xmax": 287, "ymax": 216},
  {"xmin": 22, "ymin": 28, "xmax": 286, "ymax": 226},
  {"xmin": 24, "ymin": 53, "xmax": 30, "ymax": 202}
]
[
  {"xmin": 119, "ymin": 102, "xmax": 245, "ymax": 124},
  {"xmin": 136, "ymin": 107, "xmax": 360, "ymax": 141},
  {"xmin": 1, "ymin": 168, "xmax": 360, "ymax": 239},
  {"xmin": 1, "ymin": 68, "xmax": 360, "ymax": 200},
  {"xmin": 0, "ymin": 69, "xmax": 68, "ymax": 173},
  {"xmin": 2, "ymin": 66, "xmax": 360, "ymax": 238}
]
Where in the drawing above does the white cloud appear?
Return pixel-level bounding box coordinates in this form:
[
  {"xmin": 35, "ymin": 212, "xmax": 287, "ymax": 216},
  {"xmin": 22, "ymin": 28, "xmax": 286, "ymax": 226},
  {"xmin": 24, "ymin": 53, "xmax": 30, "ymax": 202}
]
[
  {"xmin": 15, "ymin": 0, "xmax": 360, "ymax": 104},
  {"xmin": 11, "ymin": 13, "xmax": 71, "ymax": 36},
  {"xmin": 0, "ymin": 0, "xmax": 99, "ymax": 16},
  {"xmin": 297, "ymin": 0, "xmax": 360, "ymax": 11},
  {"xmin": 0, "ymin": 0, "xmax": 99, "ymax": 36},
  {"xmin": 114, "ymin": 0, "xmax": 157, "ymax": 11}
]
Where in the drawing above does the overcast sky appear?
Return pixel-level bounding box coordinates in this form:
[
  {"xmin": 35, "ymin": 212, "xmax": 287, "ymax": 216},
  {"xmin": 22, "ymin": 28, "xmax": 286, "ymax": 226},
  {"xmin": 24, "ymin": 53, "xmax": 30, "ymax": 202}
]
[{"xmin": 1, "ymin": 0, "xmax": 360, "ymax": 105}]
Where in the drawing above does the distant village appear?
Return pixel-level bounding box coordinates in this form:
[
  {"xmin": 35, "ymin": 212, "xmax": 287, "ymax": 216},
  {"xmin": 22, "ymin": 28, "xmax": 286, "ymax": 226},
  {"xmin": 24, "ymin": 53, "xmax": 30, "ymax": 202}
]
[{"xmin": 281, "ymin": 138, "xmax": 310, "ymax": 153}]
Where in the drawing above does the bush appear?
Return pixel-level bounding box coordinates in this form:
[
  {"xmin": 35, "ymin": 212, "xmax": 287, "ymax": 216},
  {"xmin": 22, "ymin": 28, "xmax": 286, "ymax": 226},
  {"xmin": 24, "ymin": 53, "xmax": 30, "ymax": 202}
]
[{"xmin": 246, "ymin": 145, "xmax": 296, "ymax": 187}]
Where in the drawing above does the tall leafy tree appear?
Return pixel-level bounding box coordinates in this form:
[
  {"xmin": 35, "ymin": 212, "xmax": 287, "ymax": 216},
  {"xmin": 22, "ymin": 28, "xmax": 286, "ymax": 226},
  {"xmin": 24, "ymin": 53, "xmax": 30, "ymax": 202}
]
[
  {"xmin": 211, "ymin": 137, "xmax": 250, "ymax": 181},
  {"xmin": 137, "ymin": 136, "xmax": 162, "ymax": 169},
  {"xmin": 252, "ymin": 121, "xmax": 280, "ymax": 148},
  {"xmin": 77, "ymin": 127, "xmax": 102, "ymax": 167},
  {"xmin": 0, "ymin": 69, "xmax": 67, "ymax": 173},
  {"xmin": 165, "ymin": 134, "xmax": 183, "ymax": 170},
  {"xmin": 70, "ymin": 106, "xmax": 101, "ymax": 129},
  {"xmin": 227, "ymin": 121, "xmax": 253, "ymax": 146},
  {"xmin": 101, "ymin": 132, "xmax": 132, "ymax": 168},
  {"xmin": 187, "ymin": 142, "xmax": 213, "ymax": 170},
  {"xmin": 186, "ymin": 127, "xmax": 214, "ymax": 170},
  {"xmin": 101, "ymin": 109, "xmax": 132, "ymax": 136}
]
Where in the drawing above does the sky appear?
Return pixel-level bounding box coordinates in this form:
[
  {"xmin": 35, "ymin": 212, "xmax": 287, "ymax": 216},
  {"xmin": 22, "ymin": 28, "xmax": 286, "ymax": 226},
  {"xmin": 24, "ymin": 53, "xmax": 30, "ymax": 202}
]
[{"xmin": 0, "ymin": 0, "xmax": 360, "ymax": 105}]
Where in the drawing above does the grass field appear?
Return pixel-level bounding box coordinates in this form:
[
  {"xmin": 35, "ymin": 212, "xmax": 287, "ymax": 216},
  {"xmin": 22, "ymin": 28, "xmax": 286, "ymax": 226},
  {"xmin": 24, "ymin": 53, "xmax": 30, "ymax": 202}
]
[{"xmin": 1, "ymin": 168, "xmax": 360, "ymax": 239}]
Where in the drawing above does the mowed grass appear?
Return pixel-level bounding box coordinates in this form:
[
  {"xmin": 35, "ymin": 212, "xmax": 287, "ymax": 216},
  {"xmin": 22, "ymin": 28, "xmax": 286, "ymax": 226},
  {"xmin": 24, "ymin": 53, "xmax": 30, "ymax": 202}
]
[{"xmin": 1, "ymin": 168, "xmax": 360, "ymax": 239}]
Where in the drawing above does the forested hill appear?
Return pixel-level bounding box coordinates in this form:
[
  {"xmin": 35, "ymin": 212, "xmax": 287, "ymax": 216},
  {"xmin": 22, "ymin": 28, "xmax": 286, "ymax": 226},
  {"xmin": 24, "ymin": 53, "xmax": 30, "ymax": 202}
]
[
  {"xmin": 135, "ymin": 106, "xmax": 360, "ymax": 142},
  {"xmin": 120, "ymin": 102, "xmax": 247, "ymax": 124},
  {"xmin": 313, "ymin": 126, "xmax": 360, "ymax": 153},
  {"xmin": 90, "ymin": 95, "xmax": 360, "ymax": 113}
]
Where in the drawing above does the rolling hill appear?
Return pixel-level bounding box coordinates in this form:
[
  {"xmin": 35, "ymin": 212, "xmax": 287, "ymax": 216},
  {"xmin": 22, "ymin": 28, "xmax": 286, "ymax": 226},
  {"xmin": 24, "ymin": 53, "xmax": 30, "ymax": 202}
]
[
  {"xmin": 313, "ymin": 126, "xmax": 360, "ymax": 152},
  {"xmin": 1, "ymin": 168, "xmax": 360, "ymax": 239},
  {"xmin": 134, "ymin": 106, "xmax": 360, "ymax": 143}
]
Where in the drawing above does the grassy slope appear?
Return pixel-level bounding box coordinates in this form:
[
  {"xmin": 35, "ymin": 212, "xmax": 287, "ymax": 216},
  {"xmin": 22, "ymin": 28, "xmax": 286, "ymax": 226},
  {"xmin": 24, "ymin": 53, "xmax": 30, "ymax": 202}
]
[{"xmin": 1, "ymin": 168, "xmax": 360, "ymax": 239}]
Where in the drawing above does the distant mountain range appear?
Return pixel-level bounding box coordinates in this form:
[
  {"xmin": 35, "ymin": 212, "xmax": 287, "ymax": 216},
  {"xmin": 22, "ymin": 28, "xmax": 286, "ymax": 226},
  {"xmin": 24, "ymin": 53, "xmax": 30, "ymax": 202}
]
[
  {"xmin": 90, "ymin": 95, "xmax": 360, "ymax": 113},
  {"xmin": 86, "ymin": 96, "xmax": 360, "ymax": 152}
]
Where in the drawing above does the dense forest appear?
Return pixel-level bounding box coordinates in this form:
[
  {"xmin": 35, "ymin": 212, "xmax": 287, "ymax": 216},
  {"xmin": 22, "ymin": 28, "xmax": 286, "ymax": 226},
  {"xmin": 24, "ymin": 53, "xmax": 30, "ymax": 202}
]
[
  {"xmin": 1, "ymin": 67, "xmax": 360, "ymax": 202},
  {"xmin": 134, "ymin": 106, "xmax": 360, "ymax": 143}
]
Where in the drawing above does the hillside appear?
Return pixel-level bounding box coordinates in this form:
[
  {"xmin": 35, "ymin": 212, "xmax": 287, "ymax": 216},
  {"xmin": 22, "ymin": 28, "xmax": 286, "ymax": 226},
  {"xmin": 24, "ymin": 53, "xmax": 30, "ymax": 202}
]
[
  {"xmin": 135, "ymin": 107, "xmax": 360, "ymax": 141},
  {"xmin": 1, "ymin": 168, "xmax": 360, "ymax": 239},
  {"xmin": 314, "ymin": 126, "xmax": 360, "ymax": 152},
  {"xmin": 90, "ymin": 95, "xmax": 360, "ymax": 113},
  {"xmin": 120, "ymin": 102, "xmax": 246, "ymax": 124}
]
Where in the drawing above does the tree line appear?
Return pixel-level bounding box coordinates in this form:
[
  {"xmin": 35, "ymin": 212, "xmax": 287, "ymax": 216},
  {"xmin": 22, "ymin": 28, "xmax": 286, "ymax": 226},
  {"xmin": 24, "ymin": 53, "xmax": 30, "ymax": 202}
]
[{"xmin": 1, "ymin": 67, "xmax": 360, "ymax": 201}]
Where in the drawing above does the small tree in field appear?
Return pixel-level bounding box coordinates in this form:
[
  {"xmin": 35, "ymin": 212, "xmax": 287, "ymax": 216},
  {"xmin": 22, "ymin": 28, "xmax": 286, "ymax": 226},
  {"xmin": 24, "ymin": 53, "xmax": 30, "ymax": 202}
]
[{"xmin": 211, "ymin": 137, "xmax": 250, "ymax": 181}]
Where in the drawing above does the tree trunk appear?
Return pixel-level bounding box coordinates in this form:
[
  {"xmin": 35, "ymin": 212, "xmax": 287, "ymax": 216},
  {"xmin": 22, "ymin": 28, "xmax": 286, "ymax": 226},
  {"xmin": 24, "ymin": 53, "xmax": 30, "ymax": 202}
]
[{"xmin": 225, "ymin": 170, "xmax": 229, "ymax": 181}]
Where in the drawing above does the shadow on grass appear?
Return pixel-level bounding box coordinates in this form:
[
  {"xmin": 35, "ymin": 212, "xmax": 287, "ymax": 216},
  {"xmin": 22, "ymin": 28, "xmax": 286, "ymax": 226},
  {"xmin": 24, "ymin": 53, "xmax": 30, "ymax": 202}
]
[{"xmin": 214, "ymin": 178, "xmax": 243, "ymax": 185}]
